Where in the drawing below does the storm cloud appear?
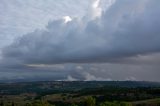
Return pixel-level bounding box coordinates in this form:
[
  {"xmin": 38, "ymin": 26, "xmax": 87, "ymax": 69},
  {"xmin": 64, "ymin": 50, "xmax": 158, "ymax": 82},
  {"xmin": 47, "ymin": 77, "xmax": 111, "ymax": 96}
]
[
  {"xmin": 2, "ymin": 0, "xmax": 160, "ymax": 64},
  {"xmin": 0, "ymin": 0, "xmax": 160, "ymax": 81}
]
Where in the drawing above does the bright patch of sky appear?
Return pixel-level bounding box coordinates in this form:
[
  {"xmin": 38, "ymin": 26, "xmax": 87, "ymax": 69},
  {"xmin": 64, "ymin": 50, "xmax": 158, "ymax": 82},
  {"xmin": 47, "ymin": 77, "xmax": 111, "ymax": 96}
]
[{"xmin": 0, "ymin": 0, "xmax": 93, "ymax": 48}]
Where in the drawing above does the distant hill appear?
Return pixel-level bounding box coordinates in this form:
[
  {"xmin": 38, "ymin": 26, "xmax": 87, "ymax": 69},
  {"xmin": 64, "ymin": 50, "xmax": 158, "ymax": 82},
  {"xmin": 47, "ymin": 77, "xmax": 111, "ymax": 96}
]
[
  {"xmin": 1, "ymin": 81, "xmax": 160, "ymax": 106},
  {"xmin": 0, "ymin": 81, "xmax": 160, "ymax": 95}
]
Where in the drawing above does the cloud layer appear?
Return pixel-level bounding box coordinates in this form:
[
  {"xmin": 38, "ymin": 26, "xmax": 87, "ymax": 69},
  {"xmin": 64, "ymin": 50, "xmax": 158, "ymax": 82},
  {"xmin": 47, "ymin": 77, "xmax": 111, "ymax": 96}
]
[
  {"xmin": 1, "ymin": 0, "xmax": 160, "ymax": 81},
  {"xmin": 2, "ymin": 0, "xmax": 160, "ymax": 64}
]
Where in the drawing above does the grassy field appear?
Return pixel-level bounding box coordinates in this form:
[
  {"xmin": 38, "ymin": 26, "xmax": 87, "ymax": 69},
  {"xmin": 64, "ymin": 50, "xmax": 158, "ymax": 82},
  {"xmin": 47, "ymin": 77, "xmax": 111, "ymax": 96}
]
[{"xmin": 1, "ymin": 94, "xmax": 160, "ymax": 106}]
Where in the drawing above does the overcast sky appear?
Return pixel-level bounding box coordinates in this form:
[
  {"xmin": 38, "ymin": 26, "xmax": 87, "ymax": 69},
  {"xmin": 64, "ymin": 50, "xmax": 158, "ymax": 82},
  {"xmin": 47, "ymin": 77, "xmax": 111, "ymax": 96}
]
[{"xmin": 0, "ymin": 0, "xmax": 160, "ymax": 82}]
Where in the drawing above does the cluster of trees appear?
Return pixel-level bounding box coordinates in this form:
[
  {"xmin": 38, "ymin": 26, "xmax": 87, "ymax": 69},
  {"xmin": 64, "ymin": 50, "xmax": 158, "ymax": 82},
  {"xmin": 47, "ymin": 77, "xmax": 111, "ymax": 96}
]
[
  {"xmin": 86, "ymin": 96, "xmax": 131, "ymax": 106},
  {"xmin": 99, "ymin": 101, "xmax": 132, "ymax": 106},
  {"xmin": 71, "ymin": 96, "xmax": 132, "ymax": 106},
  {"xmin": 0, "ymin": 97, "xmax": 131, "ymax": 106},
  {"xmin": 0, "ymin": 100, "xmax": 55, "ymax": 106},
  {"xmin": 70, "ymin": 96, "xmax": 160, "ymax": 106},
  {"xmin": 26, "ymin": 100, "xmax": 54, "ymax": 106},
  {"xmin": 1, "ymin": 96, "xmax": 160, "ymax": 106},
  {"xmin": 0, "ymin": 96, "xmax": 160, "ymax": 106}
]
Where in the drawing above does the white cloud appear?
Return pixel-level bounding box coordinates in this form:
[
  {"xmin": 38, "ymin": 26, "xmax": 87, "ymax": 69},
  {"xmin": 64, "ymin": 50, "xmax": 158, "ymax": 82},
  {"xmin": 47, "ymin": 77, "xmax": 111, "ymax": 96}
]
[
  {"xmin": 63, "ymin": 16, "xmax": 72, "ymax": 23},
  {"xmin": 91, "ymin": 0, "xmax": 102, "ymax": 18},
  {"xmin": 82, "ymin": 72, "xmax": 112, "ymax": 81},
  {"xmin": 66, "ymin": 75, "xmax": 78, "ymax": 81}
]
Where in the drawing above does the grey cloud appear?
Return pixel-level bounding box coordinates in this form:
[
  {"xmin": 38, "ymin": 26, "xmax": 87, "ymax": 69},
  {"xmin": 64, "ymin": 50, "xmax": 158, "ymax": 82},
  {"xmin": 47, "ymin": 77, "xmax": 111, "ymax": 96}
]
[
  {"xmin": 1, "ymin": 63, "xmax": 160, "ymax": 81},
  {"xmin": 2, "ymin": 0, "xmax": 160, "ymax": 66},
  {"xmin": 67, "ymin": 63, "xmax": 160, "ymax": 81},
  {"xmin": 1, "ymin": 0, "xmax": 160, "ymax": 81}
]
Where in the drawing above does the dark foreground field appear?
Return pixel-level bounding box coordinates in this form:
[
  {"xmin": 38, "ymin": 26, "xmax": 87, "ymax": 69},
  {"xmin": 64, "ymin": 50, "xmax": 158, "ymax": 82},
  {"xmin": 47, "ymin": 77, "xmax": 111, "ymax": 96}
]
[{"xmin": 0, "ymin": 81, "xmax": 160, "ymax": 106}]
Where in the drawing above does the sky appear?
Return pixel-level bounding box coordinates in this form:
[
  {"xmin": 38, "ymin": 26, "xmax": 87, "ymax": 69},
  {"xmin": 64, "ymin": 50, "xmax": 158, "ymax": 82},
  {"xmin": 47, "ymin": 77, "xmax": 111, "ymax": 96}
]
[{"xmin": 0, "ymin": 0, "xmax": 160, "ymax": 82}]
